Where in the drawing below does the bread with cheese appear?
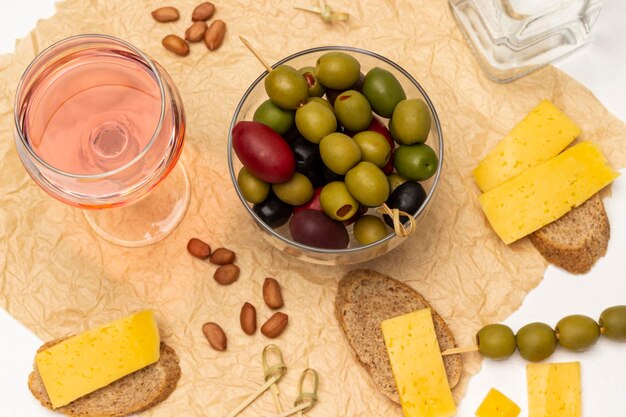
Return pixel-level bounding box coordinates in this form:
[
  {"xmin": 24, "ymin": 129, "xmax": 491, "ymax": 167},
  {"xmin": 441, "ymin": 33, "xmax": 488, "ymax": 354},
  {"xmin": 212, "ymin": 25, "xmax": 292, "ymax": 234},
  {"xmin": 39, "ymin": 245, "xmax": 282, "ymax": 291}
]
[
  {"xmin": 335, "ymin": 269, "xmax": 462, "ymax": 404},
  {"xmin": 530, "ymin": 193, "xmax": 609, "ymax": 274},
  {"xmin": 28, "ymin": 340, "xmax": 180, "ymax": 417}
]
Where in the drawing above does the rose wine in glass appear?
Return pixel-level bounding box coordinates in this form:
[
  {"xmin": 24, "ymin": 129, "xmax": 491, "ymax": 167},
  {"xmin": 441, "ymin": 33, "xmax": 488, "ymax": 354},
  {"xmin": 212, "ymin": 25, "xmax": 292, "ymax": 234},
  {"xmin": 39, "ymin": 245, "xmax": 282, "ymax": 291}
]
[{"xmin": 14, "ymin": 35, "xmax": 189, "ymax": 246}]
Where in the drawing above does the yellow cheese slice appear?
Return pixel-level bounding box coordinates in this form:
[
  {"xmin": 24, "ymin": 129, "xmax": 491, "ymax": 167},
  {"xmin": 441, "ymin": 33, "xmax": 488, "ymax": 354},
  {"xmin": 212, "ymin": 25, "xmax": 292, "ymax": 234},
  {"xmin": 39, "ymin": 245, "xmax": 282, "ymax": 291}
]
[
  {"xmin": 35, "ymin": 310, "xmax": 161, "ymax": 408},
  {"xmin": 478, "ymin": 141, "xmax": 619, "ymax": 244},
  {"xmin": 527, "ymin": 362, "xmax": 581, "ymax": 417},
  {"xmin": 475, "ymin": 388, "xmax": 521, "ymax": 417},
  {"xmin": 381, "ymin": 309, "xmax": 456, "ymax": 417},
  {"xmin": 474, "ymin": 100, "xmax": 581, "ymax": 192}
]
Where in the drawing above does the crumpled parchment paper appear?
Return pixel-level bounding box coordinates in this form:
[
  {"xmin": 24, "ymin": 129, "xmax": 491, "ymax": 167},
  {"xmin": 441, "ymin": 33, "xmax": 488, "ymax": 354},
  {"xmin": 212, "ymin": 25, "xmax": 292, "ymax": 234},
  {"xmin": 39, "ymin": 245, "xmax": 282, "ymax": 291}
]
[{"xmin": 1, "ymin": 0, "xmax": 625, "ymax": 416}]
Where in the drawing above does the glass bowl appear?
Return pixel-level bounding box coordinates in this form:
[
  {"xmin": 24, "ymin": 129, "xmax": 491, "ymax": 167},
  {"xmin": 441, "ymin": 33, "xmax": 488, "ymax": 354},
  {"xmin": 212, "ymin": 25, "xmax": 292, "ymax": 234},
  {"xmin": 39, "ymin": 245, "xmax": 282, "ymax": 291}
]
[{"xmin": 228, "ymin": 46, "xmax": 443, "ymax": 265}]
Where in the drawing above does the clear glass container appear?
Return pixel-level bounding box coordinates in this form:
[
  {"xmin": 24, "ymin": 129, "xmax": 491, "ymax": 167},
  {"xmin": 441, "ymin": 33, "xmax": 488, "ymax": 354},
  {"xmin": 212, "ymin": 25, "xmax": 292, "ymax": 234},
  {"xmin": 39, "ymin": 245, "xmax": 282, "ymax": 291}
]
[
  {"xmin": 228, "ymin": 46, "xmax": 444, "ymax": 265},
  {"xmin": 449, "ymin": 0, "xmax": 603, "ymax": 82}
]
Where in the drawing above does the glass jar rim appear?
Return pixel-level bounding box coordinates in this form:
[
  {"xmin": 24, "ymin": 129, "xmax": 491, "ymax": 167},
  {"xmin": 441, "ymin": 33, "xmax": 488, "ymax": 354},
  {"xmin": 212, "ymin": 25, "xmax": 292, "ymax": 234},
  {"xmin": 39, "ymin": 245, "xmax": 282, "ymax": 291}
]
[
  {"xmin": 13, "ymin": 33, "xmax": 167, "ymax": 179},
  {"xmin": 227, "ymin": 45, "xmax": 444, "ymax": 255}
]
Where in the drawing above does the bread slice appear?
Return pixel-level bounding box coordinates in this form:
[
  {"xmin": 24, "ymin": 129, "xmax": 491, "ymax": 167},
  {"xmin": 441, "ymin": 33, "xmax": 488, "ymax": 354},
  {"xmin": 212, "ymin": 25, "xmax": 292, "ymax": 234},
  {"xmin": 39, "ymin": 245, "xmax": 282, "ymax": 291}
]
[
  {"xmin": 335, "ymin": 269, "xmax": 462, "ymax": 404},
  {"xmin": 28, "ymin": 340, "xmax": 181, "ymax": 417},
  {"xmin": 529, "ymin": 193, "xmax": 610, "ymax": 274}
]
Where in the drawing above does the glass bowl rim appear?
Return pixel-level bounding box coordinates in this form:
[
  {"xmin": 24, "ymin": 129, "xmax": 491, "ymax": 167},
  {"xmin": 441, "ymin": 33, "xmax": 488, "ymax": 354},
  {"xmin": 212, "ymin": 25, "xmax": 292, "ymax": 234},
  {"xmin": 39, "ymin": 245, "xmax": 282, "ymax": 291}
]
[
  {"xmin": 228, "ymin": 45, "xmax": 444, "ymax": 255},
  {"xmin": 13, "ymin": 33, "xmax": 167, "ymax": 180}
]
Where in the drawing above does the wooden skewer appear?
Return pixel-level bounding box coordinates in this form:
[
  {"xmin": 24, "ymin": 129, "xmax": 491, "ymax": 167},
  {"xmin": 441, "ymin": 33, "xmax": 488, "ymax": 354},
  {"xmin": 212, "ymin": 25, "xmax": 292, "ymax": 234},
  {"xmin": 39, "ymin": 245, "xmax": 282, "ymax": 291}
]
[
  {"xmin": 262, "ymin": 345, "xmax": 286, "ymax": 414},
  {"xmin": 294, "ymin": 5, "xmax": 321, "ymax": 14},
  {"xmin": 294, "ymin": 1, "xmax": 350, "ymax": 23},
  {"xmin": 276, "ymin": 401, "xmax": 314, "ymax": 417},
  {"xmin": 224, "ymin": 375, "xmax": 281, "ymax": 417},
  {"xmin": 270, "ymin": 384, "xmax": 284, "ymax": 414},
  {"xmin": 238, "ymin": 36, "xmax": 273, "ymax": 73},
  {"xmin": 441, "ymin": 345, "xmax": 479, "ymax": 356}
]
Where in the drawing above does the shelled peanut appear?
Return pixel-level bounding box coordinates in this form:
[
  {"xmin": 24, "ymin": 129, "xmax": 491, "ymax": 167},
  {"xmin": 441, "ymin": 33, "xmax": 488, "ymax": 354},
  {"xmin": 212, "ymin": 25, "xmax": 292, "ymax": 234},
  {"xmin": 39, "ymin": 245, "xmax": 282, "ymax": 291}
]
[
  {"xmin": 187, "ymin": 237, "xmax": 289, "ymax": 351},
  {"xmin": 151, "ymin": 2, "xmax": 227, "ymax": 56}
]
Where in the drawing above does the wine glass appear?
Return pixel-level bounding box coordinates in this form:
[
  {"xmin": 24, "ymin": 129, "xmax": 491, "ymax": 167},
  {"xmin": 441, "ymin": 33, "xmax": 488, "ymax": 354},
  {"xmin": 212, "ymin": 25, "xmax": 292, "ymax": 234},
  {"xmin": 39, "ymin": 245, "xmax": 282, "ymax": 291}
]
[{"xmin": 14, "ymin": 34, "xmax": 189, "ymax": 247}]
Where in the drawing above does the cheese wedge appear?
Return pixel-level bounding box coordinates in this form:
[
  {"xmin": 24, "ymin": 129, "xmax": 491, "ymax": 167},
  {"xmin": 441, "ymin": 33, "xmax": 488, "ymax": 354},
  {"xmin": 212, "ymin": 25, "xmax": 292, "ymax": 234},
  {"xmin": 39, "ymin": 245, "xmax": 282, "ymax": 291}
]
[
  {"xmin": 527, "ymin": 362, "xmax": 581, "ymax": 417},
  {"xmin": 474, "ymin": 100, "xmax": 581, "ymax": 192},
  {"xmin": 35, "ymin": 310, "xmax": 161, "ymax": 408},
  {"xmin": 475, "ymin": 388, "xmax": 521, "ymax": 417},
  {"xmin": 381, "ymin": 309, "xmax": 456, "ymax": 417},
  {"xmin": 478, "ymin": 141, "xmax": 619, "ymax": 244}
]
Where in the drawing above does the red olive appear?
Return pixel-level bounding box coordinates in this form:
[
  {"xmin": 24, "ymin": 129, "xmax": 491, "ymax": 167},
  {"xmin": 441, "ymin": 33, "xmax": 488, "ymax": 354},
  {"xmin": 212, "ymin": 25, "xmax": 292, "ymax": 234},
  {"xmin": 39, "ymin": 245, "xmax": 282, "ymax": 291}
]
[
  {"xmin": 232, "ymin": 121, "xmax": 296, "ymax": 184},
  {"xmin": 294, "ymin": 187, "xmax": 323, "ymax": 213},
  {"xmin": 368, "ymin": 117, "xmax": 395, "ymax": 174},
  {"xmin": 289, "ymin": 210, "xmax": 349, "ymax": 249}
]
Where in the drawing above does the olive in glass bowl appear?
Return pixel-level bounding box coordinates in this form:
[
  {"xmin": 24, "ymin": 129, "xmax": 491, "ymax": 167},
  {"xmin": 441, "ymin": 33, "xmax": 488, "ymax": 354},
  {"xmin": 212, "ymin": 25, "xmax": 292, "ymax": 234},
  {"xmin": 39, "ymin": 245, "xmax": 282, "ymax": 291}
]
[{"xmin": 228, "ymin": 46, "xmax": 443, "ymax": 265}]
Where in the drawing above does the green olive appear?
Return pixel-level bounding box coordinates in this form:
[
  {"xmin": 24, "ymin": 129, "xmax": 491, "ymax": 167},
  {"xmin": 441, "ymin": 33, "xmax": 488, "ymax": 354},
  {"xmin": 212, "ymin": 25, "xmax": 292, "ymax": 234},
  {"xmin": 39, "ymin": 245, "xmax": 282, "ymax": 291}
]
[
  {"xmin": 333, "ymin": 90, "xmax": 373, "ymax": 132},
  {"xmin": 265, "ymin": 65, "xmax": 309, "ymax": 110},
  {"xmin": 389, "ymin": 98, "xmax": 432, "ymax": 145},
  {"xmin": 353, "ymin": 215, "xmax": 388, "ymax": 245},
  {"xmin": 556, "ymin": 314, "xmax": 600, "ymax": 351},
  {"xmin": 238, "ymin": 167, "xmax": 270, "ymax": 204},
  {"xmin": 516, "ymin": 322, "xmax": 557, "ymax": 362},
  {"xmin": 476, "ymin": 324, "xmax": 516, "ymax": 360},
  {"xmin": 272, "ymin": 172, "xmax": 314, "ymax": 206},
  {"xmin": 298, "ymin": 66, "xmax": 326, "ymax": 97},
  {"xmin": 319, "ymin": 132, "xmax": 361, "ymax": 175},
  {"xmin": 315, "ymin": 52, "xmax": 361, "ymax": 90},
  {"xmin": 306, "ymin": 97, "xmax": 333, "ymax": 111},
  {"xmin": 320, "ymin": 181, "xmax": 359, "ymax": 221},
  {"xmin": 345, "ymin": 161, "xmax": 390, "ymax": 207},
  {"xmin": 394, "ymin": 143, "xmax": 438, "ymax": 181},
  {"xmin": 353, "ymin": 131, "xmax": 392, "ymax": 168},
  {"xmin": 599, "ymin": 305, "xmax": 626, "ymax": 341},
  {"xmin": 387, "ymin": 173, "xmax": 409, "ymax": 194},
  {"xmin": 253, "ymin": 99, "xmax": 295, "ymax": 135},
  {"xmin": 295, "ymin": 101, "xmax": 337, "ymax": 144},
  {"xmin": 362, "ymin": 67, "xmax": 406, "ymax": 118}
]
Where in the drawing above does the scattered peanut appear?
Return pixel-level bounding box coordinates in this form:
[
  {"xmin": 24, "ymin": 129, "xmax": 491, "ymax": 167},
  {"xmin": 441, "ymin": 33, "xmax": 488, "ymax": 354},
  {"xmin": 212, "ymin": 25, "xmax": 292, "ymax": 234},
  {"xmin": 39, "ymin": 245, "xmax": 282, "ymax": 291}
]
[
  {"xmin": 187, "ymin": 237, "xmax": 211, "ymax": 259},
  {"xmin": 204, "ymin": 19, "xmax": 227, "ymax": 51},
  {"xmin": 202, "ymin": 322, "xmax": 227, "ymax": 351},
  {"xmin": 151, "ymin": 6, "xmax": 180, "ymax": 22},
  {"xmin": 261, "ymin": 312, "xmax": 289, "ymax": 338},
  {"xmin": 162, "ymin": 34, "xmax": 190, "ymax": 56},
  {"xmin": 240, "ymin": 302, "xmax": 257, "ymax": 335},
  {"xmin": 192, "ymin": 2, "xmax": 216, "ymax": 21},
  {"xmin": 213, "ymin": 264, "xmax": 240, "ymax": 285}
]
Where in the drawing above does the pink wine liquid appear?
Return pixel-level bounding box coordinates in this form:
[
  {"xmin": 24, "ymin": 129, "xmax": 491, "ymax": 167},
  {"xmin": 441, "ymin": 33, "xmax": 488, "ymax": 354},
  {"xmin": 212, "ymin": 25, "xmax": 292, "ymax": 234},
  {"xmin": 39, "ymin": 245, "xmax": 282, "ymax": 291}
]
[{"xmin": 22, "ymin": 49, "xmax": 163, "ymax": 175}]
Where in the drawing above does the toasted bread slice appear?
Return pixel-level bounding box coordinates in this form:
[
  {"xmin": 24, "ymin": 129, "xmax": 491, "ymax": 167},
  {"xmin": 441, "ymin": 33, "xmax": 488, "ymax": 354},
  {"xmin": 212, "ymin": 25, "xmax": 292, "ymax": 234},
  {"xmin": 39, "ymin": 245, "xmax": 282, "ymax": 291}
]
[
  {"xmin": 335, "ymin": 269, "xmax": 462, "ymax": 404},
  {"xmin": 28, "ymin": 340, "xmax": 180, "ymax": 417},
  {"xmin": 529, "ymin": 193, "xmax": 609, "ymax": 274}
]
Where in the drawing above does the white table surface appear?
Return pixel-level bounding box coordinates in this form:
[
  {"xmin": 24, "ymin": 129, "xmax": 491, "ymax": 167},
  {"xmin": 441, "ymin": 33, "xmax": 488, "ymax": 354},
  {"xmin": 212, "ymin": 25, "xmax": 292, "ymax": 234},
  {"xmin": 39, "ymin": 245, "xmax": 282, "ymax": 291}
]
[{"xmin": 1, "ymin": 2, "xmax": 625, "ymax": 416}]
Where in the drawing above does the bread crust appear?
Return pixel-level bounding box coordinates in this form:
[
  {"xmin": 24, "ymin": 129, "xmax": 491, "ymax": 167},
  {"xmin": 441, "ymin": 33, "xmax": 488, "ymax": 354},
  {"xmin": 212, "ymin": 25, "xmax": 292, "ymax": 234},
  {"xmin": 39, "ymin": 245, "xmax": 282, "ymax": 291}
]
[
  {"xmin": 334, "ymin": 269, "xmax": 462, "ymax": 404},
  {"xmin": 529, "ymin": 193, "xmax": 610, "ymax": 274},
  {"xmin": 28, "ymin": 340, "xmax": 181, "ymax": 417}
]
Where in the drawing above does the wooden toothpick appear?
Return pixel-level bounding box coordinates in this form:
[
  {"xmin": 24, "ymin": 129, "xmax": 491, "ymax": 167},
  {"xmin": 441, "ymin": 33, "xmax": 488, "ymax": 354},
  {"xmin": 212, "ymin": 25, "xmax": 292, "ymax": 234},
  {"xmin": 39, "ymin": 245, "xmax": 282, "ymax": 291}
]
[
  {"xmin": 226, "ymin": 345, "xmax": 288, "ymax": 417},
  {"xmin": 239, "ymin": 36, "xmax": 273, "ymax": 73},
  {"xmin": 224, "ymin": 375, "xmax": 282, "ymax": 417},
  {"xmin": 276, "ymin": 401, "xmax": 315, "ymax": 417},
  {"xmin": 294, "ymin": 1, "xmax": 350, "ymax": 23},
  {"xmin": 441, "ymin": 345, "xmax": 479, "ymax": 356},
  {"xmin": 263, "ymin": 344, "xmax": 287, "ymax": 414}
]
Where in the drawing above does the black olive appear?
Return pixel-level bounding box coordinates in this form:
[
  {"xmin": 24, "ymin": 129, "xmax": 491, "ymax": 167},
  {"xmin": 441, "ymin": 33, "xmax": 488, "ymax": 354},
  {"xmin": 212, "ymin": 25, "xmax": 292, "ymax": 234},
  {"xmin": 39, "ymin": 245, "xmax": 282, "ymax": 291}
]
[
  {"xmin": 253, "ymin": 192, "xmax": 293, "ymax": 229},
  {"xmin": 322, "ymin": 164, "xmax": 344, "ymax": 183},
  {"xmin": 291, "ymin": 136, "xmax": 326, "ymax": 187},
  {"xmin": 383, "ymin": 181, "xmax": 426, "ymax": 228}
]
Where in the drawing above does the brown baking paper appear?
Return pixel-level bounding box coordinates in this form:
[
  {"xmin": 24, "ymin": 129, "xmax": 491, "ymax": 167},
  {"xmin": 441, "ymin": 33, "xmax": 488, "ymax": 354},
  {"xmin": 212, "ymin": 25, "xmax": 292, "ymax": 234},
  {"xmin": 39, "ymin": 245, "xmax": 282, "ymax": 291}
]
[{"xmin": 1, "ymin": 0, "xmax": 625, "ymax": 415}]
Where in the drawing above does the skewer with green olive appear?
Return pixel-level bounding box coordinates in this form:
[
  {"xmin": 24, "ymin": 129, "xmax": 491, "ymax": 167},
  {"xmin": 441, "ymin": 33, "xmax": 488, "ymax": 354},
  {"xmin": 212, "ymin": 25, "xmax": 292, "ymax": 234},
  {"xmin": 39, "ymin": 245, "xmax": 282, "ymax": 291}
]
[{"xmin": 442, "ymin": 305, "xmax": 626, "ymax": 362}]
